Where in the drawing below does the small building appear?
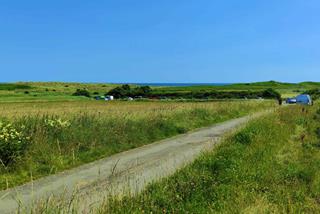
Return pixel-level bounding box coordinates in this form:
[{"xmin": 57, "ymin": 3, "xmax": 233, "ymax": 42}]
[{"xmin": 296, "ymin": 94, "xmax": 312, "ymax": 105}]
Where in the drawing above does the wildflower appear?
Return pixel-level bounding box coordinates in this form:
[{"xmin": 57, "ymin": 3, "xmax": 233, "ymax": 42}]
[
  {"xmin": 0, "ymin": 121, "xmax": 30, "ymax": 166},
  {"xmin": 45, "ymin": 118, "xmax": 71, "ymax": 129}
]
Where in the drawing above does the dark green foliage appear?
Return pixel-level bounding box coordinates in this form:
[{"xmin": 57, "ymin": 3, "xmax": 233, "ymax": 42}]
[
  {"xmin": 150, "ymin": 89, "xmax": 281, "ymax": 100},
  {"xmin": 72, "ymin": 89, "xmax": 90, "ymax": 97},
  {"xmin": 234, "ymin": 131, "xmax": 252, "ymax": 145},
  {"xmin": 107, "ymin": 84, "xmax": 282, "ymax": 100},
  {"xmin": 0, "ymin": 83, "xmax": 31, "ymax": 91},
  {"xmin": 316, "ymin": 128, "xmax": 320, "ymax": 139},
  {"xmin": 305, "ymin": 89, "xmax": 320, "ymax": 100},
  {"xmin": 262, "ymin": 88, "xmax": 281, "ymax": 99},
  {"xmin": 106, "ymin": 85, "xmax": 152, "ymax": 98}
]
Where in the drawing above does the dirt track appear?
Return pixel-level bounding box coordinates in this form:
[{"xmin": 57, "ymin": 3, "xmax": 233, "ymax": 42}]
[{"xmin": 0, "ymin": 110, "xmax": 271, "ymax": 213}]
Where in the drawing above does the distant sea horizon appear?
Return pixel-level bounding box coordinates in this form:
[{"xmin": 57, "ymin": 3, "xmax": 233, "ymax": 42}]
[{"xmin": 123, "ymin": 83, "xmax": 233, "ymax": 87}]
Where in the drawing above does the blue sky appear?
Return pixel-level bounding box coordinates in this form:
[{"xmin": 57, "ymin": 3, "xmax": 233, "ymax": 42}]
[{"xmin": 1, "ymin": 0, "xmax": 320, "ymax": 83}]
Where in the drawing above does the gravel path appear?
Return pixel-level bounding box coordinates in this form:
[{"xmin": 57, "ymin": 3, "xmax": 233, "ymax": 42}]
[{"xmin": 0, "ymin": 110, "xmax": 272, "ymax": 213}]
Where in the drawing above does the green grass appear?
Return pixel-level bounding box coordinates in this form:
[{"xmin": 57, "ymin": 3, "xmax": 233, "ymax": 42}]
[
  {"xmin": 0, "ymin": 100, "xmax": 274, "ymax": 190},
  {"xmin": 0, "ymin": 81, "xmax": 319, "ymax": 102},
  {"xmin": 103, "ymin": 104, "xmax": 320, "ymax": 213},
  {"xmin": 0, "ymin": 82, "xmax": 118, "ymax": 102},
  {"xmin": 152, "ymin": 81, "xmax": 320, "ymax": 98}
]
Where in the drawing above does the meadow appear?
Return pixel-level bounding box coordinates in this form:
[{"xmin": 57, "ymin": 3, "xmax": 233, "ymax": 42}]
[
  {"xmin": 102, "ymin": 104, "xmax": 320, "ymax": 213},
  {"xmin": 0, "ymin": 81, "xmax": 319, "ymax": 102},
  {"xmin": 1, "ymin": 81, "xmax": 319, "ymax": 213},
  {"xmin": 0, "ymin": 100, "xmax": 275, "ymax": 190}
]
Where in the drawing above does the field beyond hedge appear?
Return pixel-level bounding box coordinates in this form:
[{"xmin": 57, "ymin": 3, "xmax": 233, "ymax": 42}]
[{"xmin": 0, "ymin": 100, "xmax": 275, "ymax": 190}]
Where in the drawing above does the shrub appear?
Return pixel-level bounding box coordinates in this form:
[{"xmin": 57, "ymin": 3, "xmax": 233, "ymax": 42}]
[
  {"xmin": 262, "ymin": 88, "xmax": 281, "ymax": 99},
  {"xmin": 0, "ymin": 122, "xmax": 30, "ymax": 166},
  {"xmin": 24, "ymin": 91, "xmax": 29, "ymax": 94},
  {"xmin": 305, "ymin": 89, "xmax": 320, "ymax": 100},
  {"xmin": 72, "ymin": 89, "xmax": 90, "ymax": 97},
  {"xmin": 106, "ymin": 85, "xmax": 152, "ymax": 98}
]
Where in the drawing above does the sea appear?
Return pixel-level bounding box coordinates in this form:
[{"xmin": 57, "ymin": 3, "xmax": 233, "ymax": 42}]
[{"xmin": 127, "ymin": 83, "xmax": 232, "ymax": 87}]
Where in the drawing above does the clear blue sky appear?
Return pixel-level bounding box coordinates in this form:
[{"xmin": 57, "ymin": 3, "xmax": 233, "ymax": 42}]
[{"xmin": 1, "ymin": 0, "xmax": 320, "ymax": 83}]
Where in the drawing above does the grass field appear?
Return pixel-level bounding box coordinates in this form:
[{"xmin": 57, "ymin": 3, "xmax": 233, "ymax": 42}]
[
  {"xmin": 151, "ymin": 81, "xmax": 320, "ymax": 98},
  {"xmin": 1, "ymin": 81, "xmax": 319, "ymax": 213},
  {"xmin": 102, "ymin": 104, "xmax": 320, "ymax": 213},
  {"xmin": 0, "ymin": 100, "xmax": 275, "ymax": 190},
  {"xmin": 0, "ymin": 82, "xmax": 117, "ymax": 102},
  {"xmin": 0, "ymin": 81, "xmax": 319, "ymax": 102}
]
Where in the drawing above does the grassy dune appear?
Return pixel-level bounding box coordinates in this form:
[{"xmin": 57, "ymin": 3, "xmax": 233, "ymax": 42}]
[
  {"xmin": 103, "ymin": 104, "xmax": 320, "ymax": 213},
  {"xmin": 0, "ymin": 100, "xmax": 274, "ymax": 190}
]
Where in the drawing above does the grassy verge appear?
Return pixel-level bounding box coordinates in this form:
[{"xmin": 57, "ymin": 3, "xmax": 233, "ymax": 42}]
[
  {"xmin": 103, "ymin": 104, "xmax": 320, "ymax": 213},
  {"xmin": 0, "ymin": 101, "xmax": 274, "ymax": 190}
]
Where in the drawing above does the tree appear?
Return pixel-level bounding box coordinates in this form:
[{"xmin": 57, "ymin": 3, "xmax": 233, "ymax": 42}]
[
  {"xmin": 106, "ymin": 85, "xmax": 153, "ymax": 98},
  {"xmin": 262, "ymin": 88, "xmax": 281, "ymax": 99}
]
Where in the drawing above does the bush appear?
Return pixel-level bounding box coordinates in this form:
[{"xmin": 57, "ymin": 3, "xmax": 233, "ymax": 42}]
[
  {"xmin": 305, "ymin": 89, "xmax": 320, "ymax": 100},
  {"xmin": 0, "ymin": 122, "xmax": 30, "ymax": 166},
  {"xmin": 106, "ymin": 85, "xmax": 152, "ymax": 98},
  {"xmin": 262, "ymin": 88, "xmax": 281, "ymax": 99},
  {"xmin": 72, "ymin": 89, "xmax": 90, "ymax": 97}
]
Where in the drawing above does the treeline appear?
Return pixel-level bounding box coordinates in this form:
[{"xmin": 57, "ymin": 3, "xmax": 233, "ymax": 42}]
[
  {"xmin": 72, "ymin": 84, "xmax": 281, "ymax": 100},
  {"xmin": 149, "ymin": 88, "xmax": 281, "ymax": 100},
  {"xmin": 105, "ymin": 85, "xmax": 281, "ymax": 100},
  {"xmin": 106, "ymin": 84, "xmax": 152, "ymax": 98}
]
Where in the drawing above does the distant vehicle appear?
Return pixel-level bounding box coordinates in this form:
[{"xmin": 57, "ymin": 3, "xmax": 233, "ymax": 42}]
[
  {"xmin": 296, "ymin": 94, "xmax": 312, "ymax": 105},
  {"xmin": 286, "ymin": 98, "xmax": 297, "ymax": 104},
  {"xmin": 105, "ymin": 95, "xmax": 114, "ymax": 101},
  {"xmin": 128, "ymin": 97, "xmax": 134, "ymax": 101},
  {"xmin": 94, "ymin": 96, "xmax": 105, "ymax": 100}
]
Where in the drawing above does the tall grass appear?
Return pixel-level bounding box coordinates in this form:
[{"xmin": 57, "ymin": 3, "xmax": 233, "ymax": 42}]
[
  {"xmin": 0, "ymin": 100, "xmax": 275, "ymax": 190},
  {"xmin": 103, "ymin": 104, "xmax": 320, "ymax": 213}
]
